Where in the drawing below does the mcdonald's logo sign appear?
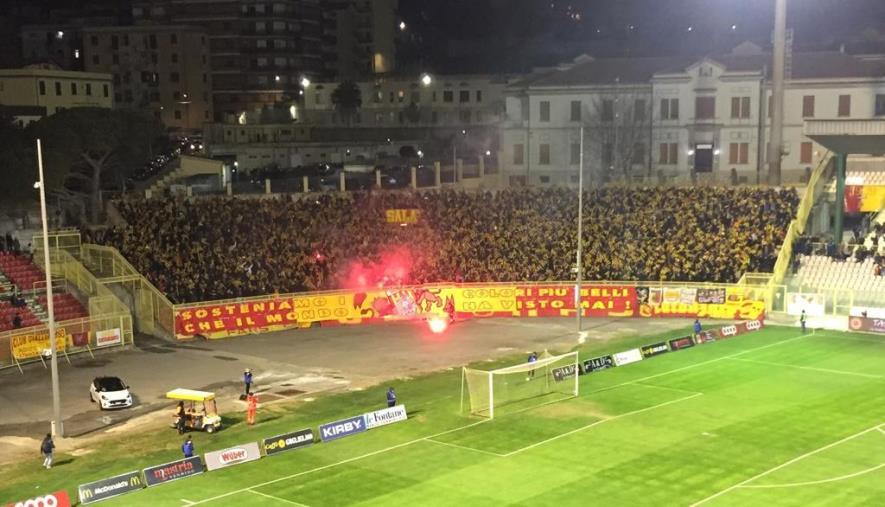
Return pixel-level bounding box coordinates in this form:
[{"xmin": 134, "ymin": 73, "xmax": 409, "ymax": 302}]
[{"xmin": 78, "ymin": 470, "xmax": 144, "ymax": 504}]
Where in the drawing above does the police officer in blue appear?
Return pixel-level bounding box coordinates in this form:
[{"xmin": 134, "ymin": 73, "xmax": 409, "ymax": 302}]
[
  {"xmin": 386, "ymin": 387, "xmax": 397, "ymax": 408},
  {"xmin": 242, "ymin": 368, "xmax": 253, "ymax": 400},
  {"xmin": 693, "ymin": 319, "xmax": 702, "ymax": 338}
]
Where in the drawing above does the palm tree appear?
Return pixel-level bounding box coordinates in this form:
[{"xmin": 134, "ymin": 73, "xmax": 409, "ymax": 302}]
[{"xmin": 331, "ymin": 81, "xmax": 362, "ymax": 126}]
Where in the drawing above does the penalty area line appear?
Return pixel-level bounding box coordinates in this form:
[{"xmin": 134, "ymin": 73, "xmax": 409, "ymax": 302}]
[
  {"xmin": 188, "ymin": 420, "xmax": 488, "ymax": 505},
  {"xmin": 502, "ymin": 392, "xmax": 702, "ymax": 457},
  {"xmin": 739, "ymin": 463, "xmax": 885, "ymax": 489},
  {"xmin": 689, "ymin": 422, "xmax": 885, "ymax": 506},
  {"xmin": 248, "ymin": 489, "xmax": 311, "ymax": 506}
]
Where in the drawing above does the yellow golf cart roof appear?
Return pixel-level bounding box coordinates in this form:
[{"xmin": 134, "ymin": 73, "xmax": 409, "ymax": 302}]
[{"xmin": 165, "ymin": 388, "xmax": 216, "ymax": 402}]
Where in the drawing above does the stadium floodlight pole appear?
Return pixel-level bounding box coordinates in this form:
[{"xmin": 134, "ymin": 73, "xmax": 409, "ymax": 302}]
[
  {"xmin": 768, "ymin": 0, "xmax": 787, "ymax": 186},
  {"xmin": 36, "ymin": 138, "xmax": 63, "ymax": 438},
  {"xmin": 575, "ymin": 126, "xmax": 584, "ymax": 338}
]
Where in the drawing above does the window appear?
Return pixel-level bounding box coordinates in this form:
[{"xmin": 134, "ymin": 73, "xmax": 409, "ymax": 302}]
[
  {"xmin": 92, "ymin": 55, "xmax": 99, "ymax": 64},
  {"xmin": 55, "ymin": 81, "xmax": 62, "ymax": 96},
  {"xmin": 124, "ymin": 90, "xmax": 132, "ymax": 102},
  {"xmin": 103, "ymin": 84, "xmax": 109, "ymax": 97},
  {"xmin": 170, "ymin": 72, "xmax": 180, "ymax": 83},
  {"xmin": 570, "ymin": 143, "xmax": 581, "ymax": 165},
  {"xmin": 539, "ymin": 100, "xmax": 550, "ymax": 122},
  {"xmin": 459, "ymin": 110, "xmax": 471, "ymax": 123},
  {"xmin": 539, "ymin": 143, "xmax": 551, "ymax": 165},
  {"xmin": 149, "ymin": 34, "xmax": 157, "ymax": 49},
  {"xmin": 729, "ymin": 143, "xmax": 749, "ymax": 164},
  {"xmin": 112, "ymin": 54, "xmax": 119, "ymax": 64},
  {"xmin": 696, "ymin": 96, "xmax": 715, "ymax": 119},
  {"xmin": 476, "ymin": 90, "xmax": 482, "ymax": 102},
  {"xmin": 570, "ymin": 100, "xmax": 581, "ymax": 122},
  {"xmin": 459, "ymin": 90, "xmax": 469, "ymax": 103},
  {"xmin": 513, "ymin": 143, "xmax": 524, "ymax": 165},
  {"xmin": 151, "ymin": 53, "xmax": 158, "ymax": 64},
  {"xmin": 432, "ymin": 91, "xmax": 437, "ymax": 102},
  {"xmin": 171, "ymin": 33, "xmax": 178, "ymax": 45},
  {"xmin": 659, "ymin": 143, "xmax": 679, "ymax": 165},
  {"xmin": 601, "ymin": 99, "xmax": 614, "ymax": 121},
  {"xmin": 539, "ymin": 176, "xmax": 551, "ymax": 184},
  {"xmin": 70, "ymin": 82, "xmax": 77, "ymax": 95},
  {"xmin": 174, "ymin": 110, "xmax": 182, "ymax": 120},
  {"xmin": 802, "ymin": 95, "xmax": 815, "ymax": 117},
  {"xmin": 632, "ymin": 143, "xmax": 645, "ymax": 165},
  {"xmin": 876, "ymin": 94, "xmax": 885, "ymax": 116},
  {"xmin": 731, "ymin": 97, "xmax": 751, "ymax": 119},
  {"xmin": 443, "ymin": 90, "xmax": 453, "ymax": 102},
  {"xmin": 85, "ymin": 83, "xmax": 92, "ymax": 95},
  {"xmin": 171, "ymin": 53, "xmax": 178, "ymax": 63},
  {"xmin": 111, "ymin": 35, "xmax": 118, "ymax": 50},
  {"xmin": 123, "ymin": 34, "xmax": 129, "ymax": 46},
  {"xmin": 660, "ymin": 98, "xmax": 679, "ymax": 120},
  {"xmin": 39, "ymin": 81, "xmax": 46, "ymax": 95},
  {"xmin": 800, "ymin": 142, "xmax": 813, "ymax": 164},
  {"xmin": 838, "ymin": 95, "xmax": 851, "ymax": 117},
  {"xmin": 634, "ymin": 99, "xmax": 646, "ymax": 122},
  {"xmin": 90, "ymin": 35, "xmax": 98, "ymax": 46}
]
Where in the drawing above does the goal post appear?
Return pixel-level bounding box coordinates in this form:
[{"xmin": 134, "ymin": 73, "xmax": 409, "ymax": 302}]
[{"xmin": 460, "ymin": 351, "xmax": 579, "ymax": 419}]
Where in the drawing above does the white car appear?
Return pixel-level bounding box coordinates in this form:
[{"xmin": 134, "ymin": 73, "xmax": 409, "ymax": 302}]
[{"xmin": 89, "ymin": 376, "xmax": 133, "ymax": 410}]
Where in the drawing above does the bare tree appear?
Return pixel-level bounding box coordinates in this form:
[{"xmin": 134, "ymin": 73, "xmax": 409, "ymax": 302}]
[{"xmin": 582, "ymin": 85, "xmax": 652, "ymax": 185}]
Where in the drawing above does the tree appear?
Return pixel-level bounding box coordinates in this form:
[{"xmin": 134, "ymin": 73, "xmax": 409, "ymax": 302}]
[
  {"xmin": 0, "ymin": 115, "xmax": 36, "ymax": 206},
  {"xmin": 582, "ymin": 87, "xmax": 652, "ymax": 186},
  {"xmin": 27, "ymin": 108, "xmax": 165, "ymax": 223},
  {"xmin": 331, "ymin": 81, "xmax": 362, "ymax": 126}
]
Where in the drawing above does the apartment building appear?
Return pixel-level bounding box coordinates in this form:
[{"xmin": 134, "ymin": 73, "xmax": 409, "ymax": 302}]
[
  {"xmin": 0, "ymin": 64, "xmax": 112, "ymax": 125},
  {"xmin": 82, "ymin": 25, "xmax": 213, "ymax": 131},
  {"xmin": 330, "ymin": 0, "xmax": 397, "ymax": 79}
]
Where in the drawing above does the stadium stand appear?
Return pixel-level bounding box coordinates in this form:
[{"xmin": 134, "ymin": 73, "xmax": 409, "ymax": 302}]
[
  {"xmin": 0, "ymin": 252, "xmax": 44, "ymax": 292},
  {"xmin": 37, "ymin": 293, "xmax": 89, "ymax": 322},
  {"xmin": 0, "ymin": 301, "xmax": 40, "ymax": 332},
  {"xmin": 95, "ymin": 187, "xmax": 798, "ymax": 303},
  {"xmin": 795, "ymin": 254, "xmax": 885, "ymax": 292}
]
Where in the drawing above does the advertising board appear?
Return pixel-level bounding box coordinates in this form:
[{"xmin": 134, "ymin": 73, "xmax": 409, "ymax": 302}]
[
  {"xmin": 717, "ymin": 319, "xmax": 765, "ymax": 338},
  {"xmin": 78, "ymin": 470, "xmax": 143, "ymax": 504},
  {"xmin": 5, "ymin": 491, "xmax": 71, "ymax": 507},
  {"xmin": 263, "ymin": 428, "xmax": 314, "ymax": 456},
  {"xmin": 582, "ymin": 355, "xmax": 614, "ymax": 373},
  {"xmin": 668, "ymin": 336, "xmax": 696, "ymax": 351},
  {"xmin": 142, "ymin": 456, "xmax": 204, "ymax": 487},
  {"xmin": 640, "ymin": 342, "xmax": 670, "ymax": 358},
  {"xmin": 319, "ymin": 415, "xmax": 367, "ymax": 442},
  {"xmin": 11, "ymin": 329, "xmax": 66, "ymax": 360},
  {"xmin": 612, "ymin": 348, "xmax": 643, "ymax": 366},
  {"xmin": 551, "ymin": 365, "xmax": 578, "ymax": 382},
  {"xmin": 363, "ymin": 405, "xmax": 408, "ymax": 430},
  {"xmin": 848, "ymin": 316, "xmax": 885, "ymax": 335},
  {"xmin": 850, "ymin": 307, "xmax": 885, "ymax": 319},
  {"xmin": 694, "ymin": 330, "xmax": 717, "ymax": 344},
  {"xmin": 204, "ymin": 442, "xmax": 262, "ymax": 472},
  {"xmin": 95, "ymin": 328, "xmax": 122, "ymax": 348}
]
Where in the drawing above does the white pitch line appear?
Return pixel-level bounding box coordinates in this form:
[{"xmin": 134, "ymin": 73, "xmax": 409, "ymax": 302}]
[
  {"xmin": 728, "ymin": 357, "xmax": 883, "ymax": 379},
  {"xmin": 689, "ymin": 423, "xmax": 885, "ymax": 506},
  {"xmin": 584, "ymin": 332, "xmax": 814, "ymax": 397},
  {"xmin": 248, "ymin": 489, "xmax": 310, "ymax": 506},
  {"xmin": 181, "ymin": 500, "xmax": 195, "ymax": 506},
  {"xmin": 739, "ymin": 463, "xmax": 885, "ymax": 489},
  {"xmin": 189, "ymin": 420, "xmax": 488, "ymax": 505},
  {"xmin": 423, "ymin": 437, "xmax": 507, "ymax": 457},
  {"xmin": 503, "ymin": 392, "xmax": 703, "ymax": 457},
  {"xmin": 878, "ymin": 427, "xmax": 885, "ymax": 437}
]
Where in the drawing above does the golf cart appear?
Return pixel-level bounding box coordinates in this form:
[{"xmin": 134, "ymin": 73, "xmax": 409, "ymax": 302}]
[{"xmin": 166, "ymin": 388, "xmax": 222, "ymax": 433}]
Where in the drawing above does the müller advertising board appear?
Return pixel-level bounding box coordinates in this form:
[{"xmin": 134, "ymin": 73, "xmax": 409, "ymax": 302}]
[
  {"xmin": 204, "ymin": 442, "xmax": 262, "ymax": 472},
  {"xmin": 263, "ymin": 428, "xmax": 315, "ymax": 456},
  {"xmin": 612, "ymin": 348, "xmax": 643, "ymax": 366},
  {"xmin": 78, "ymin": 470, "xmax": 144, "ymax": 504},
  {"xmin": 143, "ymin": 456, "xmax": 204, "ymax": 487}
]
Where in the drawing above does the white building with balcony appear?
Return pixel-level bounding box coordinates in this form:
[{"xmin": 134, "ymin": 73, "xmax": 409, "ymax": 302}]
[{"xmin": 500, "ymin": 45, "xmax": 885, "ymax": 186}]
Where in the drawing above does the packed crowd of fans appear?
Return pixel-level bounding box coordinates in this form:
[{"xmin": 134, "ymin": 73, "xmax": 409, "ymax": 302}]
[{"xmin": 92, "ymin": 187, "xmax": 799, "ymax": 303}]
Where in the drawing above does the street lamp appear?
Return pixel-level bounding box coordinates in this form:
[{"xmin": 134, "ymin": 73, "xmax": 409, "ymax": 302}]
[
  {"xmin": 36, "ymin": 139, "xmax": 63, "ymax": 437},
  {"xmin": 399, "ymin": 21, "xmax": 406, "ymax": 31},
  {"xmin": 420, "ymin": 73, "xmax": 432, "ymax": 87},
  {"xmin": 300, "ymin": 76, "xmax": 311, "ymax": 89}
]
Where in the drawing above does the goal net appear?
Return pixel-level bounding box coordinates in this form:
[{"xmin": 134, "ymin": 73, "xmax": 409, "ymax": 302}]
[{"xmin": 460, "ymin": 351, "xmax": 579, "ymax": 419}]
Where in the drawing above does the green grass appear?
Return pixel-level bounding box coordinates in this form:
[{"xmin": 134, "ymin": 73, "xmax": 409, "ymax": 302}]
[{"xmin": 2, "ymin": 325, "xmax": 884, "ymax": 506}]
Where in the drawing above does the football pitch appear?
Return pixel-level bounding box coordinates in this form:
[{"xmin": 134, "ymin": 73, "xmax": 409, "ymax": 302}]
[{"xmin": 5, "ymin": 325, "xmax": 885, "ymax": 506}]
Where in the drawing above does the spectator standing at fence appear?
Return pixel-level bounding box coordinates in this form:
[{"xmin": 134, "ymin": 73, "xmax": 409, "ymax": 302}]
[
  {"xmin": 12, "ymin": 312, "xmax": 22, "ymax": 329},
  {"xmin": 246, "ymin": 393, "xmax": 258, "ymax": 425},
  {"xmin": 526, "ymin": 352, "xmax": 538, "ymax": 381},
  {"xmin": 242, "ymin": 368, "xmax": 253, "ymax": 399},
  {"xmin": 800, "ymin": 310, "xmax": 807, "ymax": 334},
  {"xmin": 693, "ymin": 319, "xmax": 702, "ymax": 339},
  {"xmin": 182, "ymin": 436, "xmax": 194, "ymax": 458},
  {"xmin": 40, "ymin": 433, "xmax": 54, "ymax": 469},
  {"xmin": 386, "ymin": 387, "xmax": 397, "ymax": 408}
]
